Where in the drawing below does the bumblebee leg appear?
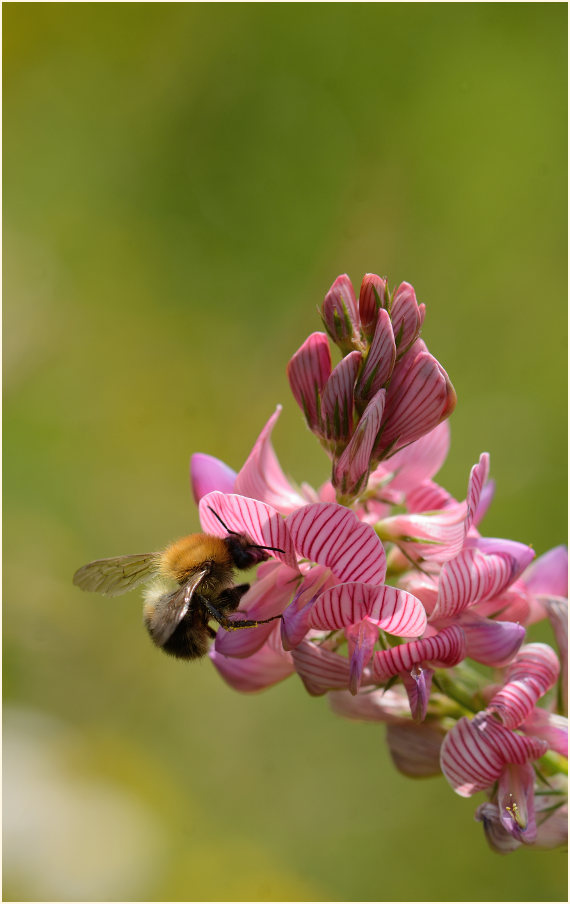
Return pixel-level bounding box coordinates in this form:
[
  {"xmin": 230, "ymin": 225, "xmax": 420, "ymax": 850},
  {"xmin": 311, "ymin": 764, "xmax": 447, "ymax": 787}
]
[
  {"xmin": 215, "ymin": 584, "xmax": 250, "ymax": 614},
  {"xmin": 200, "ymin": 597, "xmax": 282, "ymax": 631}
]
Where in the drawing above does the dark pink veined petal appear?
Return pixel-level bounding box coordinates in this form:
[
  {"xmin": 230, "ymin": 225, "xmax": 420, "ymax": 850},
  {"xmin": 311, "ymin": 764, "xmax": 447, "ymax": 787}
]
[
  {"xmin": 520, "ymin": 709, "xmax": 568, "ymax": 757},
  {"xmin": 287, "ymin": 332, "xmax": 332, "ymax": 431},
  {"xmin": 465, "ymin": 453, "xmax": 490, "ymax": 535},
  {"xmin": 320, "ymin": 351, "xmax": 362, "ymax": 444},
  {"xmin": 287, "ymin": 502, "xmax": 387, "ymax": 584},
  {"xmin": 356, "ymin": 309, "xmax": 396, "ymax": 401},
  {"xmin": 390, "ymin": 282, "xmax": 425, "ymax": 356},
  {"xmin": 488, "ymin": 643, "xmax": 560, "ymax": 730},
  {"xmin": 234, "ymin": 406, "xmax": 306, "ymax": 514},
  {"xmin": 379, "ymin": 421, "xmax": 451, "ymax": 494},
  {"xmin": 190, "ymin": 453, "xmax": 237, "ymax": 504},
  {"xmin": 320, "ymin": 273, "xmax": 360, "ymax": 351},
  {"xmin": 280, "ymin": 565, "xmax": 334, "ymax": 650},
  {"xmin": 376, "ymin": 349, "xmax": 456, "ymax": 456},
  {"xmin": 401, "ymin": 666, "xmax": 433, "ymax": 722},
  {"xmin": 209, "ymin": 625, "xmax": 295, "ymax": 692},
  {"xmin": 373, "ymin": 625, "xmax": 465, "ymax": 682},
  {"xmin": 386, "ymin": 720, "xmax": 445, "ymax": 777},
  {"xmin": 440, "ymin": 713, "xmax": 547, "ymax": 797},
  {"xmin": 309, "ymin": 582, "xmax": 427, "ymax": 637},
  {"xmin": 328, "ymin": 685, "xmax": 411, "ymax": 722},
  {"xmin": 473, "ymin": 478, "xmax": 495, "ymax": 528},
  {"xmin": 199, "ymin": 491, "xmax": 299, "ymax": 570},
  {"xmin": 333, "ymin": 389, "xmax": 385, "ymax": 497},
  {"xmin": 460, "ymin": 613, "xmax": 526, "ymax": 667},
  {"xmin": 291, "ymin": 639, "xmax": 358, "ymax": 696},
  {"xmin": 345, "ymin": 618, "xmax": 379, "ymax": 695},
  {"xmin": 466, "ymin": 536, "xmax": 536, "ymax": 579},
  {"xmin": 498, "ymin": 762, "xmax": 537, "ymax": 843},
  {"xmin": 524, "ymin": 545, "xmax": 568, "ymax": 598},
  {"xmin": 377, "ymin": 502, "xmax": 468, "ymax": 564},
  {"xmin": 473, "ymin": 581, "xmax": 531, "ymax": 623},
  {"xmin": 432, "ymin": 547, "xmax": 522, "ymax": 620},
  {"xmin": 359, "ymin": 273, "xmax": 388, "ymax": 339},
  {"xmin": 405, "ymin": 479, "xmax": 455, "ymax": 513}
]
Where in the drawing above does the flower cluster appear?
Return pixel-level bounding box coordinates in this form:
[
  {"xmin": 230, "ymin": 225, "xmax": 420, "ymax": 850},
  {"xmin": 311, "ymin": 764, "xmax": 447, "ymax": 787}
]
[{"xmin": 190, "ymin": 272, "xmax": 567, "ymax": 854}]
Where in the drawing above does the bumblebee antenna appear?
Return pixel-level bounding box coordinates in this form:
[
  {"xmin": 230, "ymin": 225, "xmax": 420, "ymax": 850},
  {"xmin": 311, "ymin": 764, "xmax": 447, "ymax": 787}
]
[{"xmin": 207, "ymin": 505, "xmax": 285, "ymax": 554}]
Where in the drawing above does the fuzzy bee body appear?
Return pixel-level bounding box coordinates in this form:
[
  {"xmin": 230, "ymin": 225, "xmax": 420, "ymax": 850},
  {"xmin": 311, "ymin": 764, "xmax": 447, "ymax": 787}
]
[{"xmin": 73, "ymin": 524, "xmax": 284, "ymax": 661}]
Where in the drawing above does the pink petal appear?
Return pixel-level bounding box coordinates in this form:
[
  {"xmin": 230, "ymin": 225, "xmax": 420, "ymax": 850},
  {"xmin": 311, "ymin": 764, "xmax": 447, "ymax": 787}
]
[
  {"xmin": 280, "ymin": 565, "xmax": 334, "ymax": 651},
  {"xmin": 460, "ymin": 614, "xmax": 526, "ymax": 667},
  {"xmin": 356, "ymin": 309, "xmax": 396, "ymax": 401},
  {"xmin": 190, "ymin": 453, "xmax": 237, "ymax": 503},
  {"xmin": 401, "ymin": 666, "xmax": 433, "ymax": 722},
  {"xmin": 465, "ymin": 453, "xmax": 490, "ymax": 535},
  {"xmin": 524, "ymin": 546, "xmax": 568, "ymax": 598},
  {"xmin": 199, "ymin": 491, "xmax": 299, "ymax": 570},
  {"xmin": 320, "ymin": 351, "xmax": 362, "ymax": 444},
  {"xmin": 345, "ymin": 618, "xmax": 379, "ymax": 695},
  {"xmin": 432, "ymin": 547, "xmax": 523, "ymax": 620},
  {"xmin": 287, "ymin": 502, "xmax": 387, "ymax": 584},
  {"xmin": 473, "ymin": 478, "xmax": 495, "ymax": 527},
  {"xmin": 488, "ymin": 643, "xmax": 560, "ymax": 729},
  {"xmin": 373, "ymin": 625, "xmax": 465, "ymax": 682},
  {"xmin": 321, "ymin": 273, "xmax": 360, "ymax": 350},
  {"xmin": 377, "ymin": 502, "xmax": 468, "ymax": 564},
  {"xmin": 234, "ymin": 406, "xmax": 306, "ymax": 514},
  {"xmin": 380, "ymin": 421, "xmax": 451, "ymax": 493},
  {"xmin": 287, "ymin": 332, "xmax": 332, "ymax": 431},
  {"xmin": 475, "ymin": 802, "xmax": 524, "ymax": 853},
  {"xmin": 291, "ymin": 639, "xmax": 356, "ymax": 696},
  {"xmin": 210, "ymin": 626, "xmax": 294, "ymax": 692},
  {"xmin": 310, "ymin": 582, "xmax": 427, "ymax": 637},
  {"xmin": 386, "ymin": 721, "xmax": 445, "ymax": 777},
  {"xmin": 498, "ymin": 762, "xmax": 537, "ymax": 843},
  {"xmin": 466, "ymin": 536, "xmax": 536, "ymax": 578},
  {"xmin": 333, "ymin": 389, "xmax": 385, "ymax": 497},
  {"xmin": 440, "ymin": 713, "xmax": 547, "ymax": 797},
  {"xmin": 405, "ymin": 479, "xmax": 455, "ymax": 513},
  {"xmin": 390, "ymin": 281, "xmax": 424, "ymax": 356},
  {"xmin": 520, "ymin": 709, "xmax": 568, "ymax": 757},
  {"xmin": 359, "ymin": 273, "xmax": 387, "ymax": 338},
  {"xmin": 543, "ymin": 596, "xmax": 568, "ymax": 714},
  {"xmin": 328, "ymin": 686, "xmax": 411, "ymax": 723}
]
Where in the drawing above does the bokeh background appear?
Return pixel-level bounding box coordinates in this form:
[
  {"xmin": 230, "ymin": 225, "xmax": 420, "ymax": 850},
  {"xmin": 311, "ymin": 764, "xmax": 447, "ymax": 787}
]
[{"xmin": 3, "ymin": 4, "xmax": 567, "ymax": 901}]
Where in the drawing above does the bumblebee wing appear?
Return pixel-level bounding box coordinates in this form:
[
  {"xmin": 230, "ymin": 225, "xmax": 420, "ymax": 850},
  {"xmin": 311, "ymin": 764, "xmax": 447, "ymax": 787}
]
[
  {"xmin": 73, "ymin": 553, "xmax": 160, "ymax": 596},
  {"xmin": 150, "ymin": 567, "xmax": 209, "ymax": 645}
]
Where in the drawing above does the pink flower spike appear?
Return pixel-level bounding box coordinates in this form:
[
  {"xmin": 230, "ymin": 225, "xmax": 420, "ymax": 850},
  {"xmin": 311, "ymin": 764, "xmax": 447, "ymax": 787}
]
[
  {"xmin": 488, "ymin": 643, "xmax": 560, "ymax": 730},
  {"xmin": 401, "ymin": 666, "xmax": 433, "ymax": 722},
  {"xmin": 287, "ymin": 332, "xmax": 332, "ymax": 431},
  {"xmin": 373, "ymin": 625, "xmax": 465, "ymax": 682},
  {"xmin": 320, "ymin": 351, "xmax": 362, "ymax": 445},
  {"xmin": 460, "ymin": 614, "xmax": 526, "ymax": 667},
  {"xmin": 390, "ymin": 282, "xmax": 425, "ymax": 356},
  {"xmin": 346, "ymin": 619, "xmax": 379, "ymax": 694},
  {"xmin": 498, "ymin": 762, "xmax": 537, "ymax": 843},
  {"xmin": 359, "ymin": 273, "xmax": 388, "ymax": 339},
  {"xmin": 333, "ymin": 389, "xmax": 386, "ymax": 498},
  {"xmin": 210, "ymin": 626, "xmax": 295, "ymax": 693},
  {"xmin": 320, "ymin": 274, "xmax": 360, "ymax": 353},
  {"xmin": 355, "ymin": 309, "xmax": 396, "ymax": 402},
  {"xmin": 287, "ymin": 502, "xmax": 387, "ymax": 585},
  {"xmin": 309, "ymin": 582, "xmax": 427, "ymax": 638},
  {"xmin": 234, "ymin": 406, "xmax": 306, "ymax": 514},
  {"xmin": 386, "ymin": 721, "xmax": 445, "ymax": 777},
  {"xmin": 199, "ymin": 491, "xmax": 299, "ymax": 570},
  {"xmin": 190, "ymin": 453, "xmax": 237, "ymax": 504},
  {"xmin": 440, "ymin": 712, "xmax": 547, "ymax": 797}
]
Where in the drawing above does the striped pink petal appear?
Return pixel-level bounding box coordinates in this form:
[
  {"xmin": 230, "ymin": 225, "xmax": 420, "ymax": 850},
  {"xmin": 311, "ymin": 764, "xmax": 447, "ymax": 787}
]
[
  {"xmin": 377, "ymin": 501, "xmax": 468, "ymax": 563},
  {"xmin": 346, "ymin": 618, "xmax": 379, "ymax": 695},
  {"xmin": 287, "ymin": 332, "xmax": 332, "ymax": 431},
  {"xmin": 432, "ymin": 547, "xmax": 522, "ymax": 620},
  {"xmin": 359, "ymin": 273, "xmax": 388, "ymax": 339},
  {"xmin": 520, "ymin": 709, "xmax": 568, "ymax": 757},
  {"xmin": 373, "ymin": 625, "xmax": 465, "ymax": 682},
  {"xmin": 380, "ymin": 421, "xmax": 451, "ymax": 493},
  {"xmin": 234, "ymin": 406, "xmax": 306, "ymax": 514},
  {"xmin": 321, "ymin": 273, "xmax": 360, "ymax": 350},
  {"xmin": 405, "ymin": 479, "xmax": 454, "ymax": 513},
  {"xmin": 386, "ymin": 721, "xmax": 445, "ymax": 777},
  {"xmin": 328, "ymin": 685, "xmax": 411, "ymax": 723},
  {"xmin": 280, "ymin": 565, "xmax": 334, "ymax": 650},
  {"xmin": 287, "ymin": 502, "xmax": 387, "ymax": 584},
  {"xmin": 543, "ymin": 596, "xmax": 568, "ymax": 715},
  {"xmin": 320, "ymin": 351, "xmax": 361, "ymax": 444},
  {"xmin": 190, "ymin": 453, "xmax": 237, "ymax": 504},
  {"xmin": 333, "ymin": 389, "xmax": 385, "ymax": 497},
  {"xmin": 460, "ymin": 613, "xmax": 526, "ymax": 667},
  {"xmin": 401, "ymin": 666, "xmax": 433, "ymax": 722},
  {"xmin": 376, "ymin": 349, "xmax": 456, "ymax": 455},
  {"xmin": 440, "ymin": 713, "xmax": 547, "ymax": 797},
  {"xmin": 199, "ymin": 491, "xmax": 298, "ymax": 570},
  {"xmin": 291, "ymin": 640, "xmax": 358, "ymax": 696},
  {"xmin": 309, "ymin": 582, "xmax": 427, "ymax": 637},
  {"xmin": 390, "ymin": 282, "xmax": 425, "ymax": 356},
  {"xmin": 356, "ymin": 309, "xmax": 395, "ymax": 401},
  {"xmin": 466, "ymin": 536, "xmax": 536, "ymax": 578},
  {"xmin": 488, "ymin": 643, "xmax": 560, "ymax": 729},
  {"xmin": 209, "ymin": 625, "xmax": 294, "ymax": 692},
  {"xmin": 465, "ymin": 453, "xmax": 490, "ymax": 535},
  {"xmin": 473, "ymin": 478, "xmax": 495, "ymax": 527}
]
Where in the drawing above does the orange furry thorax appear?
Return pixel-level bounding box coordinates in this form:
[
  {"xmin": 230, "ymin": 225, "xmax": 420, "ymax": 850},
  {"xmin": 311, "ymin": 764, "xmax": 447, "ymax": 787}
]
[{"xmin": 159, "ymin": 533, "xmax": 232, "ymax": 583}]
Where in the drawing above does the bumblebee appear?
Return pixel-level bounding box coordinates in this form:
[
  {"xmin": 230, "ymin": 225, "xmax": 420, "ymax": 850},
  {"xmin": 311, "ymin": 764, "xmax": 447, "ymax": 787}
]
[{"xmin": 73, "ymin": 508, "xmax": 283, "ymax": 660}]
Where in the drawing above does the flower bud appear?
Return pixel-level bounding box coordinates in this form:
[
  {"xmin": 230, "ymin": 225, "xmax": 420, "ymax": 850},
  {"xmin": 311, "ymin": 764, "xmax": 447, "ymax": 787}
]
[{"xmin": 320, "ymin": 274, "xmax": 361, "ymax": 354}]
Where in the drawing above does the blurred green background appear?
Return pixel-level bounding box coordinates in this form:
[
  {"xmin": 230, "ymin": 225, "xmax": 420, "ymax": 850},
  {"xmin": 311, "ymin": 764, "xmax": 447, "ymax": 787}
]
[{"xmin": 3, "ymin": 3, "xmax": 567, "ymax": 901}]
